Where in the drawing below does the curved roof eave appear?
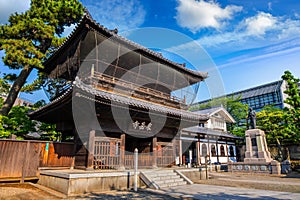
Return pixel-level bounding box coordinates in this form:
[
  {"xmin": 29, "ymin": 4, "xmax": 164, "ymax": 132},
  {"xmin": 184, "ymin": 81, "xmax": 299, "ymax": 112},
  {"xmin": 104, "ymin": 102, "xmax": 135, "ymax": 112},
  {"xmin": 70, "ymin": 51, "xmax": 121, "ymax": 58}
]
[{"xmin": 43, "ymin": 12, "xmax": 208, "ymax": 80}]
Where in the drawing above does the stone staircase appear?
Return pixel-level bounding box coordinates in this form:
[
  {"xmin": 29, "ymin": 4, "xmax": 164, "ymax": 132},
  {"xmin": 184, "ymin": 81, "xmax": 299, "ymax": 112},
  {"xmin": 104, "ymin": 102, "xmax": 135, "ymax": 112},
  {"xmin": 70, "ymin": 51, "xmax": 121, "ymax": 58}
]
[{"xmin": 140, "ymin": 169, "xmax": 192, "ymax": 189}]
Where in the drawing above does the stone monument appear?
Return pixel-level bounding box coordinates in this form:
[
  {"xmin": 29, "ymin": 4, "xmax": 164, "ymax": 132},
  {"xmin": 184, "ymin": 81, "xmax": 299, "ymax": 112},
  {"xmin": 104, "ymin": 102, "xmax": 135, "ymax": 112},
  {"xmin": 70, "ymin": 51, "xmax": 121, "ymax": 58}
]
[
  {"xmin": 244, "ymin": 129, "xmax": 272, "ymax": 163},
  {"xmin": 228, "ymin": 108, "xmax": 281, "ymax": 174}
]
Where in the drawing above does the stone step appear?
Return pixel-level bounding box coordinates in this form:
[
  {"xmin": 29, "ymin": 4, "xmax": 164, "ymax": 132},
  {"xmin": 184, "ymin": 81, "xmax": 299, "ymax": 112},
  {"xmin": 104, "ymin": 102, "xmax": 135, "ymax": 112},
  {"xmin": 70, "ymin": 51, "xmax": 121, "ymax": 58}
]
[
  {"xmin": 158, "ymin": 180, "xmax": 187, "ymax": 188},
  {"xmin": 144, "ymin": 172, "xmax": 176, "ymax": 178},
  {"xmin": 151, "ymin": 175, "xmax": 181, "ymax": 181},
  {"xmin": 140, "ymin": 170, "xmax": 191, "ymax": 189},
  {"xmin": 155, "ymin": 177, "xmax": 185, "ymax": 185}
]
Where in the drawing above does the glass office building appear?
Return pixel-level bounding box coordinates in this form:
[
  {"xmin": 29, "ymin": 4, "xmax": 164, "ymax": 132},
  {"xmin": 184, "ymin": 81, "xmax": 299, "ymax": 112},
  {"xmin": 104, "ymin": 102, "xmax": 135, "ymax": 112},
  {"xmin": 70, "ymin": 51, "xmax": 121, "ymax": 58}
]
[{"xmin": 194, "ymin": 80, "xmax": 294, "ymax": 112}]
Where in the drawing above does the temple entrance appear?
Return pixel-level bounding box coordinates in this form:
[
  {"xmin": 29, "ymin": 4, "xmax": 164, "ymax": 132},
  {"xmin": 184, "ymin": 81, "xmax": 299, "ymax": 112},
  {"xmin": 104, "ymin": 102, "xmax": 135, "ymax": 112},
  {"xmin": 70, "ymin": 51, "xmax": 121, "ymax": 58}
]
[{"xmin": 182, "ymin": 141, "xmax": 197, "ymax": 166}]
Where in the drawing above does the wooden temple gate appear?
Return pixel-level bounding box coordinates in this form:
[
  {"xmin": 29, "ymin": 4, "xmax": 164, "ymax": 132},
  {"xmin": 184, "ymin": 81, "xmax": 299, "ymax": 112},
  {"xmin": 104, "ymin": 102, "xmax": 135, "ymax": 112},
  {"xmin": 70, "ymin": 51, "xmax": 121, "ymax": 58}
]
[{"xmin": 91, "ymin": 135, "xmax": 176, "ymax": 169}]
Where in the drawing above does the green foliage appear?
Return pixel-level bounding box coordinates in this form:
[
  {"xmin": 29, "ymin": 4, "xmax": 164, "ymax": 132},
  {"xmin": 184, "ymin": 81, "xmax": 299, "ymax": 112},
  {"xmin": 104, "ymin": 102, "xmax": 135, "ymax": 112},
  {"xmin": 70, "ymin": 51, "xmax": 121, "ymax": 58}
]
[
  {"xmin": 255, "ymin": 71, "xmax": 300, "ymax": 147},
  {"xmin": 0, "ymin": 77, "xmax": 10, "ymax": 95},
  {"xmin": 0, "ymin": 103, "xmax": 61, "ymax": 141},
  {"xmin": 0, "ymin": 0, "xmax": 84, "ymax": 116},
  {"xmin": 257, "ymin": 106, "xmax": 291, "ymax": 145},
  {"xmin": 0, "ymin": 0, "xmax": 84, "ymax": 70},
  {"xmin": 281, "ymin": 71, "xmax": 300, "ymax": 141},
  {"xmin": 190, "ymin": 95, "xmax": 248, "ymax": 136}
]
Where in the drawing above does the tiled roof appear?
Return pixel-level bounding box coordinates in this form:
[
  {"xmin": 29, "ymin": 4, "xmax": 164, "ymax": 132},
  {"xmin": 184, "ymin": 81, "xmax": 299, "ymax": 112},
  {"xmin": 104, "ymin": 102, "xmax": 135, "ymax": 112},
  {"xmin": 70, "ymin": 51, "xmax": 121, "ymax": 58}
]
[
  {"xmin": 29, "ymin": 77, "xmax": 209, "ymax": 122},
  {"xmin": 43, "ymin": 11, "xmax": 208, "ymax": 79},
  {"xmin": 193, "ymin": 107, "xmax": 221, "ymax": 115},
  {"xmin": 194, "ymin": 80, "xmax": 283, "ymax": 106},
  {"xmin": 182, "ymin": 126, "xmax": 241, "ymax": 139},
  {"xmin": 230, "ymin": 80, "xmax": 283, "ymax": 99},
  {"xmin": 74, "ymin": 77, "xmax": 208, "ymax": 121}
]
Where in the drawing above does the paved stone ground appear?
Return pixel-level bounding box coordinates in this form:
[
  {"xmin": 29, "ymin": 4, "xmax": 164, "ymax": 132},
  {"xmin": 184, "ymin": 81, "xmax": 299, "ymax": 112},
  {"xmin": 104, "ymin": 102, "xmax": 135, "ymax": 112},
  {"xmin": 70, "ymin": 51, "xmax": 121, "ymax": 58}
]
[
  {"xmin": 1, "ymin": 172, "xmax": 300, "ymax": 199},
  {"xmin": 160, "ymin": 184, "xmax": 300, "ymax": 200}
]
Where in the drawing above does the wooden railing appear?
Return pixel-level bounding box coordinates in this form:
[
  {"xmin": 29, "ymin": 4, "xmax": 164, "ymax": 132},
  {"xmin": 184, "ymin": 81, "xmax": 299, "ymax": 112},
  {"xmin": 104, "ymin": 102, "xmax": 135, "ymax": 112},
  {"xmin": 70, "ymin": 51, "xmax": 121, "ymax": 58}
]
[
  {"xmin": 124, "ymin": 153, "xmax": 154, "ymax": 169},
  {"xmin": 93, "ymin": 138, "xmax": 175, "ymax": 169},
  {"xmin": 91, "ymin": 71, "xmax": 184, "ymax": 104},
  {"xmin": 0, "ymin": 140, "xmax": 74, "ymax": 180}
]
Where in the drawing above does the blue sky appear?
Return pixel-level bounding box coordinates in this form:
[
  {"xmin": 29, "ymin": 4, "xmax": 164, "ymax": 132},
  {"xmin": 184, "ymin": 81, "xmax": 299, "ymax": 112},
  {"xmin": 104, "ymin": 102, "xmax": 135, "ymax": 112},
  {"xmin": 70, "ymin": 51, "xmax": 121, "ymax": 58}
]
[{"xmin": 1, "ymin": 0, "xmax": 300, "ymax": 102}]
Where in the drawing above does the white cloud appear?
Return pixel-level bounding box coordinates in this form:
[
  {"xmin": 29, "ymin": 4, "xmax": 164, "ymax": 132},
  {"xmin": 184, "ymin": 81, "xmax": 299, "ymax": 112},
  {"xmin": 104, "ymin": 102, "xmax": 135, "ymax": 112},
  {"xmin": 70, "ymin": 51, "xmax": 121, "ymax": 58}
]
[
  {"xmin": 242, "ymin": 12, "xmax": 277, "ymax": 36},
  {"xmin": 175, "ymin": 0, "xmax": 242, "ymax": 32},
  {"xmin": 0, "ymin": 0, "xmax": 30, "ymax": 24},
  {"xmin": 85, "ymin": 0, "xmax": 146, "ymax": 31},
  {"xmin": 197, "ymin": 12, "xmax": 300, "ymax": 48}
]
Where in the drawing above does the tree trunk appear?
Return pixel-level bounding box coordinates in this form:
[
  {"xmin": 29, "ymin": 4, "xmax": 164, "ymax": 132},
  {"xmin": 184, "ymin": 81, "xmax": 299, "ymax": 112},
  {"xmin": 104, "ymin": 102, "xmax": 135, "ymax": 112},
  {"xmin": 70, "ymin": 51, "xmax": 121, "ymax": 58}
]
[{"xmin": 0, "ymin": 67, "xmax": 33, "ymax": 116}]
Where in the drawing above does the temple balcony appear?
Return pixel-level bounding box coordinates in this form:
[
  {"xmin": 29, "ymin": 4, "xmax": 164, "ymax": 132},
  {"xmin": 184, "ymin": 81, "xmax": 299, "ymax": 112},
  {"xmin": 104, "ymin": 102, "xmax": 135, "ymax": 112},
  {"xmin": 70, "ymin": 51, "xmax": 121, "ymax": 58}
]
[{"xmin": 82, "ymin": 71, "xmax": 188, "ymax": 109}]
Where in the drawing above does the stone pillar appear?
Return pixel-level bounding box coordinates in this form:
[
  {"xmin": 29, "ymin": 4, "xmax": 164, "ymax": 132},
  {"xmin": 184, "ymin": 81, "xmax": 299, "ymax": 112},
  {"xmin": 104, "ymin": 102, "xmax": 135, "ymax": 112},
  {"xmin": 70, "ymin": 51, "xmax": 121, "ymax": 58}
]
[
  {"xmin": 152, "ymin": 136, "xmax": 157, "ymax": 168},
  {"xmin": 245, "ymin": 131, "xmax": 252, "ymax": 159},
  {"xmin": 86, "ymin": 130, "xmax": 95, "ymax": 170}
]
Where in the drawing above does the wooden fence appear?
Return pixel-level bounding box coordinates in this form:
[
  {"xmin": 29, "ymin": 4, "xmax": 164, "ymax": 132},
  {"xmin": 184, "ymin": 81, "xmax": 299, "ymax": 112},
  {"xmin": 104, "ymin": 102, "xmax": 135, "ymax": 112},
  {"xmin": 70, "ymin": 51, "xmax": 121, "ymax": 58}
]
[{"xmin": 0, "ymin": 140, "xmax": 74, "ymax": 181}]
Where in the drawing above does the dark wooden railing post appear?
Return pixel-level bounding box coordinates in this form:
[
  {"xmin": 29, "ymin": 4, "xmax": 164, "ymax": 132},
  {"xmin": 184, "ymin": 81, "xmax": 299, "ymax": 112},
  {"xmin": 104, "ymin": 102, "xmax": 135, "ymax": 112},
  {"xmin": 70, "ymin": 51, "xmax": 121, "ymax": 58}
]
[
  {"xmin": 87, "ymin": 130, "xmax": 95, "ymax": 170},
  {"xmin": 152, "ymin": 137, "xmax": 157, "ymax": 168},
  {"xmin": 119, "ymin": 133, "xmax": 126, "ymax": 170}
]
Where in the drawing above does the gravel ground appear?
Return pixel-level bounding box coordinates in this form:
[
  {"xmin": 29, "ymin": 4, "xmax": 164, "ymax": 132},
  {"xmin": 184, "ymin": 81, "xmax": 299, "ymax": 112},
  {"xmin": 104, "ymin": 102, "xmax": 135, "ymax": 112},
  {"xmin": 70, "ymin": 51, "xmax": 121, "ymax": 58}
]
[
  {"xmin": 0, "ymin": 183, "xmax": 179, "ymax": 200},
  {"xmin": 0, "ymin": 183, "xmax": 60, "ymax": 200}
]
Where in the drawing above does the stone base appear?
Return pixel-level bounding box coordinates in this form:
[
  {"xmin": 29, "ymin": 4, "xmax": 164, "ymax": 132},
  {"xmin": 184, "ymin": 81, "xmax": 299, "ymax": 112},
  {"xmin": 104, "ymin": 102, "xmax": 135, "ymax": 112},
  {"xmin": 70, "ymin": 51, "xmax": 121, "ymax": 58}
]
[
  {"xmin": 228, "ymin": 161, "xmax": 271, "ymax": 174},
  {"xmin": 244, "ymin": 158, "xmax": 270, "ymax": 163},
  {"xmin": 38, "ymin": 170, "xmax": 143, "ymax": 196},
  {"xmin": 228, "ymin": 160, "xmax": 281, "ymax": 175},
  {"xmin": 270, "ymin": 160, "xmax": 281, "ymax": 175}
]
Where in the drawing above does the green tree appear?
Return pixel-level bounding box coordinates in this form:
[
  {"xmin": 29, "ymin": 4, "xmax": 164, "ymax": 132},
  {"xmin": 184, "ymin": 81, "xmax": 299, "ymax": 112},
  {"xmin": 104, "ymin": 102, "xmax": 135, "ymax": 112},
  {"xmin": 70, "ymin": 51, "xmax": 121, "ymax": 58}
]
[
  {"xmin": 257, "ymin": 107, "xmax": 288, "ymax": 143},
  {"xmin": 0, "ymin": 103, "xmax": 61, "ymax": 140},
  {"xmin": 281, "ymin": 70, "xmax": 300, "ymax": 141},
  {"xmin": 0, "ymin": 77, "xmax": 10, "ymax": 95},
  {"xmin": 0, "ymin": 0, "xmax": 84, "ymax": 116},
  {"xmin": 190, "ymin": 96, "xmax": 248, "ymax": 136},
  {"xmin": 256, "ymin": 106, "xmax": 293, "ymax": 161}
]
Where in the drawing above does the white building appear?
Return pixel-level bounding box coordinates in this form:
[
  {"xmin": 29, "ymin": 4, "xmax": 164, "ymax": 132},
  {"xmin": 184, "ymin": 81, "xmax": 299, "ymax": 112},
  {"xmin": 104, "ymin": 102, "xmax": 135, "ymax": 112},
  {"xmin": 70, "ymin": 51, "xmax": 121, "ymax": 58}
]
[{"xmin": 180, "ymin": 107, "xmax": 240, "ymax": 166}]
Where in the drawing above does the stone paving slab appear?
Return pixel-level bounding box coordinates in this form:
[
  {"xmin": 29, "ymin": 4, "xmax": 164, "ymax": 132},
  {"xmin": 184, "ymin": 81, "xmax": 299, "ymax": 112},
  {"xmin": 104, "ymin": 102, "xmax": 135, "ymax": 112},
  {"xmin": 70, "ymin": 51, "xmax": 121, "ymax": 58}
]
[
  {"xmin": 160, "ymin": 184, "xmax": 300, "ymax": 200},
  {"xmin": 216, "ymin": 177, "xmax": 300, "ymax": 186}
]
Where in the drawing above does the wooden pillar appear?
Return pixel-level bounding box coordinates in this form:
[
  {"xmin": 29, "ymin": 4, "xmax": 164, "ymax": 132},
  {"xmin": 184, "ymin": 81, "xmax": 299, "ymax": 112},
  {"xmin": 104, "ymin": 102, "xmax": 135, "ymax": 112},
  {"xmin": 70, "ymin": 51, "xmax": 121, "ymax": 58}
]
[
  {"xmin": 179, "ymin": 139, "xmax": 183, "ymax": 165},
  {"xmin": 207, "ymin": 136, "xmax": 211, "ymax": 162},
  {"xmin": 86, "ymin": 130, "xmax": 95, "ymax": 170},
  {"xmin": 119, "ymin": 133, "xmax": 126, "ymax": 169},
  {"xmin": 71, "ymin": 130, "xmax": 78, "ymax": 169},
  {"xmin": 152, "ymin": 137, "xmax": 157, "ymax": 168},
  {"xmin": 216, "ymin": 139, "xmax": 219, "ymax": 163},
  {"xmin": 226, "ymin": 140, "xmax": 229, "ymax": 163},
  {"xmin": 196, "ymin": 137, "xmax": 201, "ymax": 166}
]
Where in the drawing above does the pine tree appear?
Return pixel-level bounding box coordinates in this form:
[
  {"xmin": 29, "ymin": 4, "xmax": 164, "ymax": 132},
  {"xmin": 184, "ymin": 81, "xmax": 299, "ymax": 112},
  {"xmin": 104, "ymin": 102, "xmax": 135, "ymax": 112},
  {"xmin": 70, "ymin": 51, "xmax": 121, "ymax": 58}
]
[{"xmin": 0, "ymin": 0, "xmax": 84, "ymax": 116}]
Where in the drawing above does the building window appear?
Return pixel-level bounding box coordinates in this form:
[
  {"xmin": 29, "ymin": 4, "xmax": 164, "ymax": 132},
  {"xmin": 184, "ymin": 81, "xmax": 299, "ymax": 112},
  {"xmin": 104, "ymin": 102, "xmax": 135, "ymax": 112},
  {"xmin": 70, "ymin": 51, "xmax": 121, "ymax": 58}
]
[
  {"xmin": 220, "ymin": 145, "xmax": 225, "ymax": 156},
  {"xmin": 211, "ymin": 145, "xmax": 216, "ymax": 156}
]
